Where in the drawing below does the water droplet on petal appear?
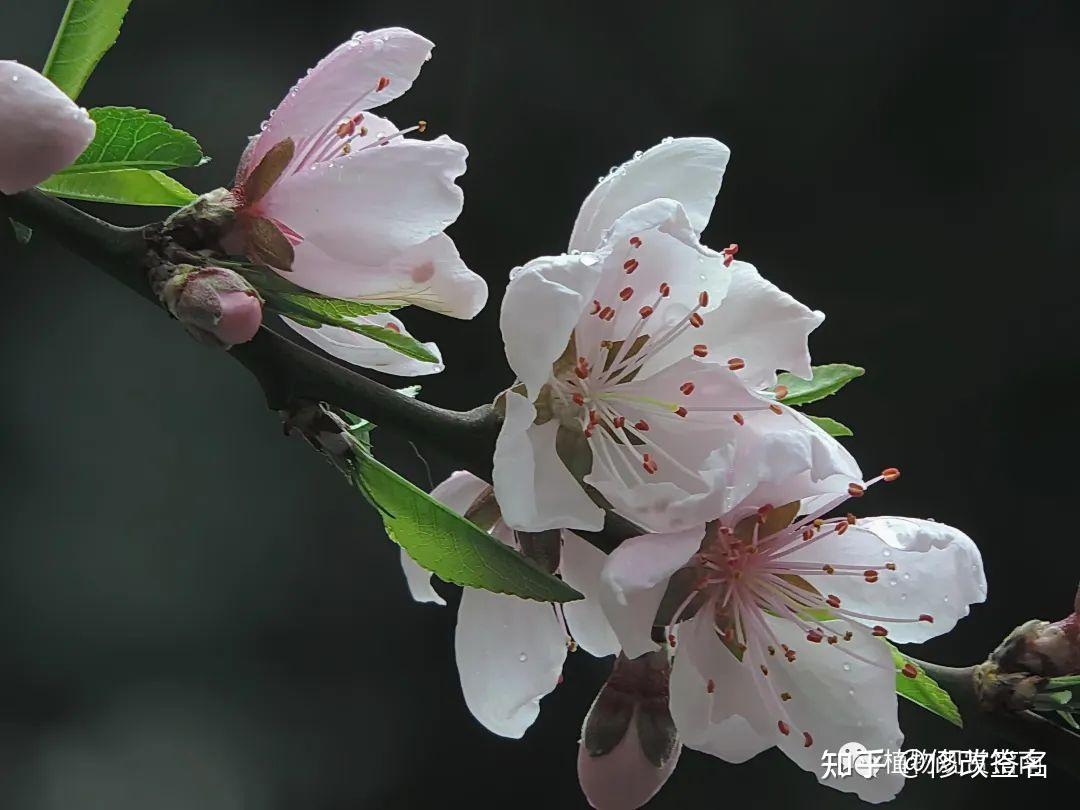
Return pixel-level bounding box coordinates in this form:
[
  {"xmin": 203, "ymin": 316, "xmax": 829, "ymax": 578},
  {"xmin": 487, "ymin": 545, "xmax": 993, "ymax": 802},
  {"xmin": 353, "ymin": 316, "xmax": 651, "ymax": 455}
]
[
  {"xmin": 632, "ymin": 150, "xmax": 643, "ymax": 159},
  {"xmin": 943, "ymin": 595, "xmax": 950, "ymax": 603},
  {"xmin": 848, "ymin": 689, "xmax": 856, "ymax": 697},
  {"xmin": 518, "ymin": 653, "xmax": 528, "ymax": 662},
  {"xmin": 882, "ymin": 549, "xmax": 891, "ymax": 558},
  {"xmin": 661, "ymin": 136, "xmax": 674, "ymax": 144},
  {"xmin": 11, "ymin": 74, "xmax": 19, "ymax": 82},
  {"xmin": 889, "ymin": 578, "xmax": 898, "ymax": 587},
  {"xmin": 900, "ymin": 593, "xmax": 908, "ymax": 601},
  {"xmin": 842, "ymin": 663, "xmax": 852, "ymax": 672}
]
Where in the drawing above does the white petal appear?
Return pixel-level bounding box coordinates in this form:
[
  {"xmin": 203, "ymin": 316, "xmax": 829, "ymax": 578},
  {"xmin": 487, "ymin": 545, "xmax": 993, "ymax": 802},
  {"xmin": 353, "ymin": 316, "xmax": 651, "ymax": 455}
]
[
  {"xmin": 454, "ymin": 586, "xmax": 567, "ymax": 738},
  {"xmin": 561, "ymin": 532, "xmax": 620, "ymax": 657},
  {"xmin": 430, "ymin": 470, "xmax": 491, "ymax": 514},
  {"xmin": 786, "ymin": 516, "xmax": 987, "ymax": 643},
  {"xmin": 279, "ymin": 234, "xmax": 487, "ymax": 319},
  {"xmin": 0, "ymin": 61, "xmax": 96, "ymax": 194},
  {"xmin": 569, "ymin": 137, "xmax": 731, "ymax": 251},
  {"xmin": 399, "ymin": 547, "xmax": 446, "ymax": 605},
  {"xmin": 492, "ymin": 391, "xmax": 605, "ymax": 532},
  {"xmin": 282, "ymin": 311, "xmax": 444, "ymax": 376},
  {"xmin": 243, "ymin": 28, "xmax": 434, "ymax": 175},
  {"xmin": 694, "ymin": 260, "xmax": 824, "ymax": 388},
  {"xmin": 267, "ymin": 136, "xmax": 466, "ymax": 266},
  {"xmin": 762, "ymin": 617, "xmax": 905, "ymax": 803},
  {"xmin": 500, "ymin": 252, "xmax": 604, "ymax": 400},
  {"xmin": 598, "ymin": 527, "xmax": 705, "ymax": 658}
]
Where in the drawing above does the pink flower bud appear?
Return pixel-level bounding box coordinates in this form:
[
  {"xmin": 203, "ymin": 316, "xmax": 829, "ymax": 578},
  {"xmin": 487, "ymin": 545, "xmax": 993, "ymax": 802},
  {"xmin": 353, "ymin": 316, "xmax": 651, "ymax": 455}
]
[
  {"xmin": 159, "ymin": 265, "xmax": 263, "ymax": 348},
  {"xmin": 0, "ymin": 62, "xmax": 96, "ymax": 194},
  {"xmin": 577, "ymin": 651, "xmax": 680, "ymax": 810}
]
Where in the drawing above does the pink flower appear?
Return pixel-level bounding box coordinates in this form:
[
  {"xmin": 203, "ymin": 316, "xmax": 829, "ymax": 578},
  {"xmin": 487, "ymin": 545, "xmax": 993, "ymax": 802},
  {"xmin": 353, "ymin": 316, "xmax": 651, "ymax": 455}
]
[
  {"xmin": 0, "ymin": 61, "xmax": 95, "ymax": 194},
  {"xmin": 598, "ymin": 470, "xmax": 987, "ymax": 803},
  {"xmin": 225, "ymin": 29, "xmax": 487, "ymax": 374},
  {"xmin": 398, "ymin": 471, "xmax": 619, "ymax": 737}
]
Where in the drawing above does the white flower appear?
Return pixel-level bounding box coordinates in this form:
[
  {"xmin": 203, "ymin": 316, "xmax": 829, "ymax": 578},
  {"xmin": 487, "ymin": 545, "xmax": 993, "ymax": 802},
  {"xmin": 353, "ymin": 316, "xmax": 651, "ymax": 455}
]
[
  {"xmin": 0, "ymin": 61, "xmax": 95, "ymax": 194},
  {"xmin": 225, "ymin": 28, "xmax": 487, "ymax": 375},
  {"xmin": 398, "ymin": 471, "xmax": 619, "ymax": 737},
  {"xmin": 494, "ymin": 138, "xmax": 858, "ymax": 534},
  {"xmin": 598, "ymin": 469, "xmax": 987, "ymax": 803}
]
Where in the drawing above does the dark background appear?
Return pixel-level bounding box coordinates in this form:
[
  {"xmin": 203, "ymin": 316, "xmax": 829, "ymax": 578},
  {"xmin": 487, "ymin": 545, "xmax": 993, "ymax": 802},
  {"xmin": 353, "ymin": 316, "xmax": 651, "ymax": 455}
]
[{"xmin": 2, "ymin": 1, "xmax": 1078, "ymax": 808}]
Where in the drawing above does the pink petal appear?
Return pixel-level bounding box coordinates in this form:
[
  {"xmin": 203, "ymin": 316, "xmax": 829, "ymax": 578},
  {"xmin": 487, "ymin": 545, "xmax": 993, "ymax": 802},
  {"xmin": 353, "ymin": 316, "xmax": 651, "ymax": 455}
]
[
  {"xmin": 0, "ymin": 62, "xmax": 95, "ymax": 194},
  {"xmin": 577, "ymin": 713, "xmax": 680, "ymax": 810}
]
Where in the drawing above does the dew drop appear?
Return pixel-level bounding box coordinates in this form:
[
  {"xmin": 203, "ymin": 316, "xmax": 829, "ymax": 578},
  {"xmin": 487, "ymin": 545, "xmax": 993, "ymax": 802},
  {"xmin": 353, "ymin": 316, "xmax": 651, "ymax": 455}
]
[
  {"xmin": 902, "ymin": 572, "xmax": 911, "ymax": 581},
  {"xmin": 842, "ymin": 663, "xmax": 852, "ymax": 672},
  {"xmin": 661, "ymin": 136, "xmax": 674, "ymax": 144},
  {"xmin": 518, "ymin": 653, "xmax": 528, "ymax": 662},
  {"xmin": 848, "ymin": 689, "xmax": 856, "ymax": 697},
  {"xmin": 11, "ymin": 74, "xmax": 19, "ymax": 82},
  {"xmin": 632, "ymin": 150, "xmax": 643, "ymax": 159},
  {"xmin": 882, "ymin": 549, "xmax": 891, "ymax": 558},
  {"xmin": 900, "ymin": 593, "xmax": 908, "ymax": 601},
  {"xmin": 943, "ymin": 595, "xmax": 950, "ymax": 603},
  {"xmin": 597, "ymin": 175, "xmax": 605, "ymax": 183},
  {"xmin": 889, "ymin": 578, "xmax": 898, "ymax": 587}
]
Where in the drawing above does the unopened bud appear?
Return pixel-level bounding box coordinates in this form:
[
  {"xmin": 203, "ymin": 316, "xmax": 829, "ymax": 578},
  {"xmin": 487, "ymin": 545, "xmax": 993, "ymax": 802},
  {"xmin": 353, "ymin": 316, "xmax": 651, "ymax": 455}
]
[
  {"xmin": 158, "ymin": 264, "xmax": 262, "ymax": 347},
  {"xmin": 577, "ymin": 651, "xmax": 680, "ymax": 810}
]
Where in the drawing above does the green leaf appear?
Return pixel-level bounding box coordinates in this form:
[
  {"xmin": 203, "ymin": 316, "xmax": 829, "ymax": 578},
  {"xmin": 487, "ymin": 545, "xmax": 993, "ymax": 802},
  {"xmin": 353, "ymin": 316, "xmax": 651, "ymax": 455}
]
[
  {"xmin": 342, "ymin": 386, "xmax": 421, "ymax": 450},
  {"xmin": 349, "ymin": 323, "xmax": 439, "ymax": 364},
  {"xmin": 43, "ymin": 0, "xmax": 133, "ymax": 99},
  {"xmin": 352, "ymin": 449, "xmax": 583, "ymax": 602},
  {"xmin": 806, "ymin": 414, "xmax": 854, "ymax": 437},
  {"xmin": 38, "ymin": 169, "xmax": 196, "ymax": 207},
  {"xmin": 57, "ymin": 107, "xmax": 206, "ymax": 174},
  {"xmin": 777, "ymin": 364, "xmax": 865, "ymax": 407},
  {"xmin": 889, "ymin": 644, "xmax": 963, "ymax": 727}
]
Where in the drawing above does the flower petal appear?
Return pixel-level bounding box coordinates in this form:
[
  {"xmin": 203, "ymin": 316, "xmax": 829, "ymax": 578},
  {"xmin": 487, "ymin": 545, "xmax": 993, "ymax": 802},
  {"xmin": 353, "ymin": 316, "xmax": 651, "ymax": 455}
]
[
  {"xmin": 242, "ymin": 28, "xmax": 434, "ymax": 176},
  {"xmin": 266, "ymin": 136, "xmax": 466, "ymax": 267},
  {"xmin": 569, "ymin": 137, "xmax": 731, "ymax": 252},
  {"xmin": 598, "ymin": 527, "xmax": 705, "ymax": 658},
  {"xmin": 282, "ymin": 311, "xmax": 444, "ymax": 376},
  {"xmin": 561, "ymin": 532, "xmax": 620, "ymax": 657},
  {"xmin": 500, "ymin": 252, "xmax": 604, "ymax": 401},
  {"xmin": 0, "ymin": 61, "xmax": 96, "ymax": 194},
  {"xmin": 577, "ymin": 710, "xmax": 681, "ymax": 810},
  {"xmin": 454, "ymin": 586, "xmax": 567, "ymax": 738},
  {"xmin": 785, "ymin": 516, "xmax": 987, "ymax": 643},
  {"xmin": 693, "ymin": 260, "xmax": 824, "ymax": 388},
  {"xmin": 399, "ymin": 547, "xmax": 446, "ymax": 605},
  {"xmin": 492, "ymin": 391, "xmax": 605, "ymax": 532},
  {"xmin": 279, "ymin": 233, "xmax": 488, "ymax": 319}
]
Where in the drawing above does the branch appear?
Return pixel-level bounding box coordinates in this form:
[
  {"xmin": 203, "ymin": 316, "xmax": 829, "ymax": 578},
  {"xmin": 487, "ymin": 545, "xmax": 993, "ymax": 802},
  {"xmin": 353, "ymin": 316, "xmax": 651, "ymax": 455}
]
[
  {"xmin": 1, "ymin": 189, "xmax": 500, "ymax": 477},
  {"xmin": 908, "ymin": 657, "xmax": 1080, "ymax": 779}
]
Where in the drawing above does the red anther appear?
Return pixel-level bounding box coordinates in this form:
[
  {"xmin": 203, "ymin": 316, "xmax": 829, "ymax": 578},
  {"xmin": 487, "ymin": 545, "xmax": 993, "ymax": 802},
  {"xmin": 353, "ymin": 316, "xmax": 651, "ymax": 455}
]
[
  {"xmin": 902, "ymin": 663, "xmax": 918, "ymax": 679},
  {"xmin": 727, "ymin": 357, "xmax": 745, "ymax": 371},
  {"xmin": 613, "ymin": 415, "xmax": 626, "ymax": 429},
  {"xmin": 680, "ymin": 381, "xmax": 696, "ymax": 396},
  {"xmin": 575, "ymin": 358, "xmax": 590, "ymax": 379},
  {"xmin": 827, "ymin": 635, "xmax": 838, "ymax": 645},
  {"xmin": 843, "ymin": 630, "xmax": 853, "ymax": 641},
  {"xmin": 675, "ymin": 406, "xmax": 688, "ymax": 418},
  {"xmin": 619, "ymin": 286, "xmax": 634, "ymax": 301},
  {"xmin": 689, "ymin": 312, "xmax": 704, "ymax": 328},
  {"xmin": 919, "ymin": 614, "xmax": 934, "ymax": 623},
  {"xmin": 774, "ymin": 384, "xmax": 789, "ymax": 400},
  {"xmin": 778, "ymin": 721, "xmax": 790, "ymax": 736},
  {"xmin": 634, "ymin": 419, "xmax": 650, "ymax": 431},
  {"xmin": 722, "ymin": 243, "xmax": 740, "ymax": 266},
  {"xmin": 864, "ymin": 570, "xmax": 879, "ymax": 583},
  {"xmin": 588, "ymin": 409, "xmax": 599, "ymax": 426},
  {"xmin": 806, "ymin": 629, "xmax": 824, "ymax": 643},
  {"xmin": 760, "ymin": 664, "xmax": 769, "ymax": 676},
  {"xmin": 882, "ymin": 467, "xmax": 901, "ymax": 482},
  {"xmin": 659, "ymin": 282, "xmax": 671, "ymax": 297},
  {"xmin": 785, "ymin": 649, "xmax": 797, "ymax": 662},
  {"xmin": 836, "ymin": 522, "xmax": 849, "ymax": 536},
  {"xmin": 780, "ymin": 691, "xmax": 792, "ymax": 701},
  {"xmin": 769, "ymin": 404, "xmax": 784, "ymax": 415},
  {"xmin": 768, "ymin": 645, "xmax": 776, "ymax": 656},
  {"xmin": 884, "ymin": 562, "xmax": 897, "ymax": 571},
  {"xmin": 639, "ymin": 305, "xmax": 654, "ymax": 318},
  {"xmin": 599, "ymin": 306, "xmax": 615, "ymax": 321},
  {"xmin": 872, "ymin": 625, "xmax": 889, "ymax": 637},
  {"xmin": 826, "ymin": 594, "xmax": 841, "ymax": 609},
  {"xmin": 706, "ymin": 678, "xmax": 716, "ymax": 694},
  {"xmin": 384, "ymin": 322, "xmax": 401, "ymax": 334},
  {"xmin": 623, "ymin": 259, "xmax": 639, "ymax": 273},
  {"xmin": 336, "ymin": 119, "xmax": 356, "ymax": 138},
  {"xmin": 693, "ymin": 344, "xmax": 709, "ymax": 358},
  {"xmin": 642, "ymin": 454, "xmax": 658, "ymax": 474},
  {"xmin": 802, "ymin": 528, "xmax": 814, "ymax": 541},
  {"xmin": 733, "ymin": 412, "xmax": 745, "ymax": 426},
  {"xmin": 359, "ymin": 126, "xmax": 369, "ymax": 137},
  {"xmin": 846, "ymin": 513, "xmax": 857, "ymax": 525},
  {"xmin": 416, "ymin": 120, "xmax": 427, "ymax": 133},
  {"xmin": 583, "ymin": 427, "xmax": 593, "ymax": 438},
  {"xmin": 376, "ymin": 76, "xmax": 390, "ymax": 91},
  {"xmin": 629, "ymin": 236, "xmax": 642, "ymax": 248},
  {"xmin": 668, "ymin": 633, "xmax": 677, "ymax": 647},
  {"xmin": 822, "ymin": 564, "xmax": 835, "ymax": 574},
  {"xmin": 848, "ymin": 482, "xmax": 865, "ymax": 498},
  {"xmin": 803, "ymin": 732, "xmax": 814, "ymax": 748},
  {"xmin": 590, "ymin": 299, "xmax": 601, "ymax": 315},
  {"xmin": 699, "ymin": 291, "xmax": 710, "ymax": 307}
]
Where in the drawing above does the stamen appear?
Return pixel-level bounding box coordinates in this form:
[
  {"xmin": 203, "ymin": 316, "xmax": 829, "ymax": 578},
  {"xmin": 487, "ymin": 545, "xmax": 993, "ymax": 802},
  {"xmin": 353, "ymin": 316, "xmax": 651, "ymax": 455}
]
[
  {"xmin": 769, "ymin": 404, "xmax": 783, "ymax": 415},
  {"xmin": 822, "ymin": 564, "xmax": 835, "ymax": 574},
  {"xmin": 629, "ymin": 236, "xmax": 642, "ymax": 248},
  {"xmin": 806, "ymin": 629, "xmax": 823, "ymax": 643},
  {"xmin": 689, "ymin": 312, "xmax": 704, "ymax": 328},
  {"xmin": 901, "ymin": 663, "xmax": 918, "ymax": 679},
  {"xmin": 882, "ymin": 467, "xmax": 901, "ymax": 482},
  {"xmin": 778, "ymin": 720, "xmax": 790, "ymax": 735},
  {"xmin": 803, "ymin": 731, "xmax": 814, "ymax": 748},
  {"xmin": 376, "ymin": 76, "xmax": 390, "ymax": 91},
  {"xmin": 826, "ymin": 594, "xmax": 841, "ymax": 608},
  {"xmin": 733, "ymin": 412, "xmax": 745, "ymax": 425},
  {"xmin": 612, "ymin": 415, "xmax": 625, "ymax": 428},
  {"xmin": 639, "ymin": 305, "xmax": 654, "ymax": 318},
  {"xmin": 727, "ymin": 357, "xmax": 745, "ymax": 371},
  {"xmin": 698, "ymin": 291, "xmax": 710, "ymax": 307},
  {"xmin": 693, "ymin": 344, "xmax": 709, "ymax": 358},
  {"xmin": 774, "ymin": 384, "xmax": 789, "ymax": 400},
  {"xmin": 619, "ymin": 286, "xmax": 634, "ymax": 301},
  {"xmin": 848, "ymin": 482, "xmax": 865, "ymax": 497},
  {"xmin": 590, "ymin": 299, "xmax": 601, "ymax": 315},
  {"xmin": 675, "ymin": 406, "xmax": 688, "ymax": 418},
  {"xmin": 919, "ymin": 614, "xmax": 934, "ymax": 623},
  {"xmin": 680, "ymin": 382, "xmax": 695, "ymax": 395},
  {"xmin": 642, "ymin": 453, "xmax": 658, "ymax": 474},
  {"xmin": 884, "ymin": 562, "xmax": 897, "ymax": 571},
  {"xmin": 624, "ymin": 259, "xmax": 639, "ymax": 273},
  {"xmin": 780, "ymin": 692, "xmax": 792, "ymax": 701},
  {"xmin": 863, "ymin": 570, "xmax": 879, "ymax": 583},
  {"xmin": 659, "ymin": 282, "xmax": 671, "ymax": 297},
  {"xmin": 722, "ymin": 243, "xmax": 740, "ymax": 266},
  {"xmin": 634, "ymin": 419, "xmax": 650, "ymax": 431},
  {"xmin": 872, "ymin": 625, "xmax": 889, "ymax": 637},
  {"xmin": 706, "ymin": 678, "xmax": 716, "ymax": 693}
]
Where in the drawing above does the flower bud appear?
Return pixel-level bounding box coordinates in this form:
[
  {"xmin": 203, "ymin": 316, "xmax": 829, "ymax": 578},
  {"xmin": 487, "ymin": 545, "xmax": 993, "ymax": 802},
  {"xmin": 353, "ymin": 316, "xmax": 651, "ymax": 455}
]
[
  {"xmin": 158, "ymin": 265, "xmax": 262, "ymax": 348},
  {"xmin": 991, "ymin": 585, "xmax": 1080, "ymax": 679},
  {"xmin": 577, "ymin": 651, "xmax": 680, "ymax": 810},
  {"xmin": 0, "ymin": 62, "xmax": 96, "ymax": 194}
]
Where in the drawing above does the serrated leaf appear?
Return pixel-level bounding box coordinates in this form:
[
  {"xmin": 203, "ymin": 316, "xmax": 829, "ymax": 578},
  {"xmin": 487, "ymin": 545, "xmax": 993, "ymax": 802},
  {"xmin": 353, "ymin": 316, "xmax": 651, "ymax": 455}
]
[
  {"xmin": 777, "ymin": 364, "xmax": 865, "ymax": 407},
  {"xmin": 43, "ymin": 0, "xmax": 132, "ymax": 99},
  {"xmin": 806, "ymin": 414, "xmax": 853, "ymax": 437},
  {"xmin": 57, "ymin": 107, "xmax": 206, "ymax": 174},
  {"xmin": 889, "ymin": 644, "xmax": 963, "ymax": 727},
  {"xmin": 352, "ymin": 449, "xmax": 582, "ymax": 602},
  {"xmin": 348, "ymin": 324, "xmax": 439, "ymax": 364},
  {"xmin": 38, "ymin": 169, "xmax": 196, "ymax": 207}
]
